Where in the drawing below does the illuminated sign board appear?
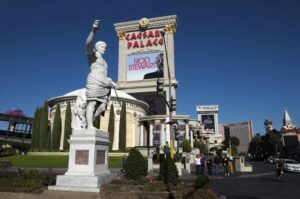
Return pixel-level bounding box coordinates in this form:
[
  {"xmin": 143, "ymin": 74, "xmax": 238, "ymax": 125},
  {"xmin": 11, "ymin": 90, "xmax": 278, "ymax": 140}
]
[
  {"xmin": 201, "ymin": 114, "xmax": 215, "ymax": 134},
  {"xmin": 127, "ymin": 52, "xmax": 163, "ymax": 81}
]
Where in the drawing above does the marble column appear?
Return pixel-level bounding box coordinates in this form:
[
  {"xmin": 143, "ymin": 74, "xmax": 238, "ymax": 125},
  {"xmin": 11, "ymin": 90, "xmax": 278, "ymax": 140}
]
[
  {"xmin": 185, "ymin": 121, "xmax": 189, "ymax": 140},
  {"xmin": 149, "ymin": 122, "xmax": 153, "ymax": 147},
  {"xmin": 190, "ymin": 130, "xmax": 194, "ymax": 148},
  {"xmin": 140, "ymin": 123, "xmax": 144, "ymax": 146},
  {"xmin": 161, "ymin": 122, "xmax": 166, "ymax": 147}
]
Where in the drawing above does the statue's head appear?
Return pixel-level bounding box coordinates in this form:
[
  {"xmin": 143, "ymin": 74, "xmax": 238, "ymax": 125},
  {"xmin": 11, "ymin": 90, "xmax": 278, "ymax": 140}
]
[{"xmin": 95, "ymin": 41, "xmax": 107, "ymax": 57}]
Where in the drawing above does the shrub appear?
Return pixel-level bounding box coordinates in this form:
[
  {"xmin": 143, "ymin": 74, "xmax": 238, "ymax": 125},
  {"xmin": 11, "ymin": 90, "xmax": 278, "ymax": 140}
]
[
  {"xmin": 0, "ymin": 169, "xmax": 55, "ymax": 193},
  {"xmin": 124, "ymin": 148, "xmax": 147, "ymax": 180},
  {"xmin": 182, "ymin": 139, "xmax": 192, "ymax": 152},
  {"xmin": 192, "ymin": 188, "xmax": 217, "ymax": 199},
  {"xmin": 173, "ymin": 152, "xmax": 182, "ymax": 162},
  {"xmin": 194, "ymin": 175, "xmax": 209, "ymax": 190},
  {"xmin": 140, "ymin": 180, "xmax": 166, "ymax": 192},
  {"xmin": 158, "ymin": 157, "xmax": 179, "ymax": 185},
  {"xmin": 0, "ymin": 159, "xmax": 12, "ymax": 169}
]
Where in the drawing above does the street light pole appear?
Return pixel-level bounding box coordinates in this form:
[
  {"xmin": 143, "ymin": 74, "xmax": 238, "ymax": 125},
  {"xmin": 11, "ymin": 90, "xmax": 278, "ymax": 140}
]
[{"xmin": 160, "ymin": 30, "xmax": 175, "ymax": 159}]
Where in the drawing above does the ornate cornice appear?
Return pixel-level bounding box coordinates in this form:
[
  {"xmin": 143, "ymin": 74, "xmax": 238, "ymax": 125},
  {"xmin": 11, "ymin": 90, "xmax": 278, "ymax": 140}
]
[{"xmin": 114, "ymin": 15, "xmax": 178, "ymax": 33}]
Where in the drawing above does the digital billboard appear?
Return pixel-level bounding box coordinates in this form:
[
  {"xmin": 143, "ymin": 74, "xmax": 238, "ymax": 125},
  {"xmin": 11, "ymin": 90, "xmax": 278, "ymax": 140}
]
[
  {"xmin": 201, "ymin": 114, "xmax": 215, "ymax": 133},
  {"xmin": 153, "ymin": 121, "xmax": 161, "ymax": 147},
  {"xmin": 127, "ymin": 52, "xmax": 164, "ymax": 81},
  {"xmin": 177, "ymin": 120, "xmax": 186, "ymax": 146}
]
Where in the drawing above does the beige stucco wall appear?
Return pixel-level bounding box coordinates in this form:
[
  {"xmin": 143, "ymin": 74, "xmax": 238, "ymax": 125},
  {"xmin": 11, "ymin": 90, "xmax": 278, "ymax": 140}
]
[{"xmin": 49, "ymin": 98, "xmax": 147, "ymax": 151}]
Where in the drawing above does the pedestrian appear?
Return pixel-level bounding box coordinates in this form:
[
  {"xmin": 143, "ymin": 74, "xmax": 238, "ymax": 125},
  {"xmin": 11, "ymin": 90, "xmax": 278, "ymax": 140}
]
[
  {"xmin": 206, "ymin": 156, "xmax": 213, "ymax": 175},
  {"xmin": 276, "ymin": 158, "xmax": 284, "ymax": 181},
  {"xmin": 223, "ymin": 156, "xmax": 230, "ymax": 176},
  {"xmin": 195, "ymin": 154, "xmax": 201, "ymax": 176},
  {"xmin": 214, "ymin": 155, "xmax": 221, "ymax": 176},
  {"xmin": 200, "ymin": 154, "xmax": 206, "ymax": 174}
]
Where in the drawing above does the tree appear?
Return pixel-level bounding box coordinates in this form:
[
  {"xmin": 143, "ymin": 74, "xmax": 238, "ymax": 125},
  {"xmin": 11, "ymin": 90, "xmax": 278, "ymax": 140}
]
[
  {"xmin": 63, "ymin": 102, "xmax": 72, "ymax": 151},
  {"xmin": 108, "ymin": 104, "xmax": 115, "ymax": 152},
  {"xmin": 194, "ymin": 140, "xmax": 208, "ymax": 155},
  {"xmin": 36, "ymin": 107, "xmax": 43, "ymax": 150},
  {"xmin": 51, "ymin": 105, "xmax": 62, "ymax": 151},
  {"xmin": 181, "ymin": 139, "xmax": 192, "ymax": 152},
  {"xmin": 119, "ymin": 102, "xmax": 126, "ymax": 151},
  {"xmin": 230, "ymin": 136, "xmax": 240, "ymax": 155},
  {"xmin": 158, "ymin": 157, "xmax": 179, "ymax": 185},
  {"xmin": 248, "ymin": 134, "xmax": 264, "ymax": 160},
  {"xmin": 39, "ymin": 101, "xmax": 49, "ymax": 150},
  {"xmin": 31, "ymin": 107, "xmax": 40, "ymax": 150}
]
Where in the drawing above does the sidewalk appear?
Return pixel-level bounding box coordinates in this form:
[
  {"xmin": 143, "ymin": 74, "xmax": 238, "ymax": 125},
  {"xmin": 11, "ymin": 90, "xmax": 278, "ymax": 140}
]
[{"xmin": 0, "ymin": 190, "xmax": 103, "ymax": 199}]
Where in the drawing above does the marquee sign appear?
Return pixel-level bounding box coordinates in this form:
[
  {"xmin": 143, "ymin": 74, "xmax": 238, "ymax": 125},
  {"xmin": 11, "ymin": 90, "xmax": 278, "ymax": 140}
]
[
  {"xmin": 125, "ymin": 30, "xmax": 164, "ymax": 49},
  {"xmin": 197, "ymin": 105, "xmax": 219, "ymax": 112}
]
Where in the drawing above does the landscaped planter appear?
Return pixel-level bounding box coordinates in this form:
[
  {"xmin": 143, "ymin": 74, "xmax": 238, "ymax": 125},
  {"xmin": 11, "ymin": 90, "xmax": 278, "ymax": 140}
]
[
  {"xmin": 136, "ymin": 191, "xmax": 182, "ymax": 199},
  {"xmin": 101, "ymin": 184, "xmax": 183, "ymax": 199}
]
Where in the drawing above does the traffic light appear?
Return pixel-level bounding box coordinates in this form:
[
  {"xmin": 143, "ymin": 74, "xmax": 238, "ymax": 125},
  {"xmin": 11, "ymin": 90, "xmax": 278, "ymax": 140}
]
[
  {"xmin": 173, "ymin": 123, "xmax": 180, "ymax": 141},
  {"xmin": 170, "ymin": 96, "xmax": 176, "ymax": 111},
  {"xmin": 224, "ymin": 126, "xmax": 230, "ymax": 140},
  {"xmin": 156, "ymin": 78, "xmax": 164, "ymax": 97}
]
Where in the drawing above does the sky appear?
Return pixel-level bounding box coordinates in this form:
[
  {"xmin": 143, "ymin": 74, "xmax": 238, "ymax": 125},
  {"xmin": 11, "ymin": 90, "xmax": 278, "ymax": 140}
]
[{"xmin": 0, "ymin": 0, "xmax": 299, "ymax": 134}]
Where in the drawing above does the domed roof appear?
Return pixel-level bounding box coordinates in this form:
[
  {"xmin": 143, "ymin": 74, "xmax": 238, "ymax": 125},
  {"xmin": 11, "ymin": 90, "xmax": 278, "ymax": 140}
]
[
  {"xmin": 48, "ymin": 88, "xmax": 148, "ymax": 108},
  {"xmin": 63, "ymin": 88, "xmax": 137, "ymax": 100}
]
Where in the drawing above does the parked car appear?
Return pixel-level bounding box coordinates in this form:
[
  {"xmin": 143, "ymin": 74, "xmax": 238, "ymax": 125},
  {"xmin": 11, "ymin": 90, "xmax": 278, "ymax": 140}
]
[{"xmin": 283, "ymin": 159, "xmax": 300, "ymax": 173}]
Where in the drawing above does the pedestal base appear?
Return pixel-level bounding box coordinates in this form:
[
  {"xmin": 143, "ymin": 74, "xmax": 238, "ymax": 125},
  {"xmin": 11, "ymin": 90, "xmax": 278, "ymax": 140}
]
[
  {"xmin": 48, "ymin": 172, "xmax": 112, "ymax": 192},
  {"xmin": 48, "ymin": 129, "xmax": 111, "ymax": 192}
]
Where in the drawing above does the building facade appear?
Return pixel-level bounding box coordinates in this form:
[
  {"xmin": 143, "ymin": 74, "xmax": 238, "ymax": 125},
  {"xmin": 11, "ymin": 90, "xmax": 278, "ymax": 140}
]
[
  {"xmin": 222, "ymin": 121, "xmax": 254, "ymax": 153},
  {"xmin": 47, "ymin": 16, "xmax": 194, "ymax": 152}
]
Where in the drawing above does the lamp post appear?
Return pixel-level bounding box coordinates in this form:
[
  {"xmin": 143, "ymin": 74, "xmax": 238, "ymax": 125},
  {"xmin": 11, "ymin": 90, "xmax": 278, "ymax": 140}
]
[{"xmin": 160, "ymin": 30, "xmax": 176, "ymax": 159}]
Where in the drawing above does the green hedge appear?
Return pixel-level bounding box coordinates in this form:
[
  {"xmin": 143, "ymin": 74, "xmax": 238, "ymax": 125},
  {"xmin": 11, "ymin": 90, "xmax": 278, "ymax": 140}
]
[{"xmin": 0, "ymin": 155, "xmax": 123, "ymax": 168}]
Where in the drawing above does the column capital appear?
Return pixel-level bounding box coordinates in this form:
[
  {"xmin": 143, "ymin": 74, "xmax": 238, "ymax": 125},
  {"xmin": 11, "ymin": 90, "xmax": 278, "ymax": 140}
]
[
  {"xmin": 164, "ymin": 25, "xmax": 176, "ymax": 34},
  {"xmin": 117, "ymin": 31, "xmax": 126, "ymax": 40}
]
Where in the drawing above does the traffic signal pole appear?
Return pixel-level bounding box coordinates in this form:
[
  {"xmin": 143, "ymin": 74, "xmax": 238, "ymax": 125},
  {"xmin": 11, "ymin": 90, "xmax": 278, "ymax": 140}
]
[
  {"xmin": 224, "ymin": 126, "xmax": 233, "ymax": 174},
  {"xmin": 160, "ymin": 30, "xmax": 175, "ymax": 159},
  {"xmin": 229, "ymin": 139, "xmax": 234, "ymax": 174}
]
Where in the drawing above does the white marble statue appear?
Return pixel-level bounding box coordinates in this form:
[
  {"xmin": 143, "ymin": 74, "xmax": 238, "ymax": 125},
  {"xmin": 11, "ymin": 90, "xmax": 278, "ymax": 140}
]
[
  {"xmin": 72, "ymin": 89, "xmax": 87, "ymax": 130},
  {"xmin": 85, "ymin": 20, "xmax": 116, "ymax": 129}
]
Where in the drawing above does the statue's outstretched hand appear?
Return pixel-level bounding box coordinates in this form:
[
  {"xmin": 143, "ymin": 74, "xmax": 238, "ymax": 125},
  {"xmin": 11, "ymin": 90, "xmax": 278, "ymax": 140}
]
[{"xmin": 93, "ymin": 20, "xmax": 100, "ymax": 30}]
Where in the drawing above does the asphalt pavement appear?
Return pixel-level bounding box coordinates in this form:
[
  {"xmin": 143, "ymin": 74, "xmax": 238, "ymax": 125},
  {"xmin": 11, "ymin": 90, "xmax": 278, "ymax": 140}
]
[{"xmin": 210, "ymin": 161, "xmax": 300, "ymax": 199}]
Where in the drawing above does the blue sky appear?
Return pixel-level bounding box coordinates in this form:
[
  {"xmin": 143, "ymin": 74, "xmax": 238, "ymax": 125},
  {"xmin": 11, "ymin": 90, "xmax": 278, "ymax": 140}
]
[{"xmin": 0, "ymin": 0, "xmax": 299, "ymax": 134}]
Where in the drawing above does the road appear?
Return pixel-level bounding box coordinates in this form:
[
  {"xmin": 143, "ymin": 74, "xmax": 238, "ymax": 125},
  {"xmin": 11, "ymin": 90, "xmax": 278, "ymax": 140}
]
[{"xmin": 210, "ymin": 162, "xmax": 300, "ymax": 199}]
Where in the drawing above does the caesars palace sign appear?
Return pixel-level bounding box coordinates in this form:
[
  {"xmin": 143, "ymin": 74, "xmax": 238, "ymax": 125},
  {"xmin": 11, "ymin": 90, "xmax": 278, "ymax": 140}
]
[{"xmin": 125, "ymin": 30, "xmax": 164, "ymax": 49}]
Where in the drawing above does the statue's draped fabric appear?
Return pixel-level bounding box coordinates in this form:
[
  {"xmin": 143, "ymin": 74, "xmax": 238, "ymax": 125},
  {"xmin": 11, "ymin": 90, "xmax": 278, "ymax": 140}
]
[{"xmin": 86, "ymin": 56, "xmax": 113, "ymax": 104}]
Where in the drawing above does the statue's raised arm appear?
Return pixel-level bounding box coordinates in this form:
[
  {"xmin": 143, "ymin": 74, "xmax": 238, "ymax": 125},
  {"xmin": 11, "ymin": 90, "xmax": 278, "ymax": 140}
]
[{"xmin": 86, "ymin": 20, "xmax": 100, "ymax": 66}]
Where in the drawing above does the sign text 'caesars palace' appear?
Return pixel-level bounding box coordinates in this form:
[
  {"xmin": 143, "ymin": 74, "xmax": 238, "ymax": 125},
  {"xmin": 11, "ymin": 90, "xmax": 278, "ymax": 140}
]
[{"xmin": 126, "ymin": 30, "xmax": 164, "ymax": 49}]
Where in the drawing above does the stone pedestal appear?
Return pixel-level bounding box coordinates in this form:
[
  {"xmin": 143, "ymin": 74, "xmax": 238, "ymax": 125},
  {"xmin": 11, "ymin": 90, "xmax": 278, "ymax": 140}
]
[{"xmin": 48, "ymin": 129, "xmax": 112, "ymax": 192}]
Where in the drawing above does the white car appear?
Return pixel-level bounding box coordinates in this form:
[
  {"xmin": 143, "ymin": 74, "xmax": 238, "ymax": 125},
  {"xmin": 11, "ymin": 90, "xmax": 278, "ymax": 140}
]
[{"xmin": 284, "ymin": 159, "xmax": 300, "ymax": 173}]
